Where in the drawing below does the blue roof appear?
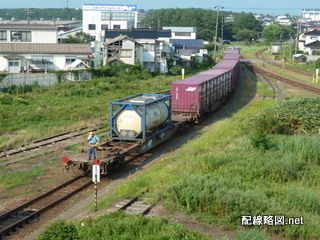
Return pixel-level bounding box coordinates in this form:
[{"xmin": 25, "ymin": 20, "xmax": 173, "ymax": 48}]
[{"xmin": 170, "ymin": 39, "xmax": 205, "ymax": 49}]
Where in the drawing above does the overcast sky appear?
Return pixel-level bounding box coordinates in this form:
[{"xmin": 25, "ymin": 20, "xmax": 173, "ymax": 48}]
[{"xmin": 1, "ymin": 0, "xmax": 319, "ymax": 15}]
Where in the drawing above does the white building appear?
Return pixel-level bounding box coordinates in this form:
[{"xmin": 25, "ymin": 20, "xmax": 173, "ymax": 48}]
[
  {"xmin": 302, "ymin": 9, "xmax": 320, "ymax": 22},
  {"xmin": 163, "ymin": 27, "xmax": 196, "ymax": 39},
  {"xmin": 0, "ymin": 43, "xmax": 91, "ymax": 73},
  {"xmin": 82, "ymin": 4, "xmax": 138, "ymax": 42},
  {"xmin": 0, "ymin": 24, "xmax": 58, "ymax": 43},
  {"xmin": 275, "ymin": 16, "xmax": 291, "ymax": 26},
  {"xmin": 298, "ymin": 29, "xmax": 320, "ymax": 53}
]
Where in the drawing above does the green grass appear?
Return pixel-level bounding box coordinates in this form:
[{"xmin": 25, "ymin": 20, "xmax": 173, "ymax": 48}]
[
  {"xmin": 257, "ymin": 83, "xmax": 275, "ymax": 98},
  {"xmin": 96, "ymin": 94, "xmax": 320, "ymax": 239},
  {"xmin": 0, "ymin": 165, "xmax": 45, "ymax": 190},
  {"xmin": 0, "ymin": 62, "xmax": 215, "ymax": 150},
  {"xmin": 37, "ymin": 211, "xmax": 212, "ymax": 240}
]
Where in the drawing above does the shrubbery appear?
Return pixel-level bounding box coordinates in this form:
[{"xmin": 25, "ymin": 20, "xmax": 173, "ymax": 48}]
[
  {"xmin": 37, "ymin": 212, "xmax": 209, "ymax": 240},
  {"xmin": 251, "ymin": 97, "xmax": 320, "ymax": 135}
]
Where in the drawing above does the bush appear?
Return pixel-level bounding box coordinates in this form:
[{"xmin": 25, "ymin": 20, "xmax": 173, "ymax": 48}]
[
  {"xmin": 252, "ymin": 97, "xmax": 320, "ymax": 135},
  {"xmin": 316, "ymin": 58, "xmax": 320, "ymax": 69},
  {"xmin": 0, "ymin": 92, "xmax": 13, "ymax": 104},
  {"xmin": 38, "ymin": 212, "xmax": 209, "ymax": 240},
  {"xmin": 250, "ymin": 131, "xmax": 271, "ymax": 150},
  {"xmin": 37, "ymin": 220, "xmax": 79, "ymax": 240}
]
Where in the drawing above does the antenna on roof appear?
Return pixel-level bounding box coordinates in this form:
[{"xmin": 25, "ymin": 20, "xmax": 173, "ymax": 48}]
[{"xmin": 25, "ymin": 8, "xmax": 34, "ymax": 24}]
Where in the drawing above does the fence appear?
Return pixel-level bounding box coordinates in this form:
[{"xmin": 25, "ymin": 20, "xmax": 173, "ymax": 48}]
[{"xmin": 0, "ymin": 71, "xmax": 92, "ymax": 89}]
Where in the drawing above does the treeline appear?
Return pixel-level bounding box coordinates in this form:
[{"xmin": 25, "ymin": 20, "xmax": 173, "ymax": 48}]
[
  {"xmin": 0, "ymin": 8, "xmax": 82, "ymax": 21},
  {"xmin": 141, "ymin": 8, "xmax": 262, "ymax": 41},
  {"xmin": 142, "ymin": 8, "xmax": 297, "ymax": 43}
]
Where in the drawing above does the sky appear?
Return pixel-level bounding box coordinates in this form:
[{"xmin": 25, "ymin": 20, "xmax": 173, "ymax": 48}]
[{"xmin": 1, "ymin": 0, "xmax": 319, "ymax": 16}]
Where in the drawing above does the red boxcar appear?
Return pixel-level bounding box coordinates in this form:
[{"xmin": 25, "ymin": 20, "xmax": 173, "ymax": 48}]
[{"xmin": 171, "ymin": 48, "xmax": 240, "ymax": 121}]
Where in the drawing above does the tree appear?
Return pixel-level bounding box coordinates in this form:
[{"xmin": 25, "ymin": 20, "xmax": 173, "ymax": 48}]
[
  {"xmin": 233, "ymin": 13, "xmax": 263, "ymax": 32},
  {"xmin": 262, "ymin": 24, "xmax": 291, "ymax": 43},
  {"xmin": 197, "ymin": 29, "xmax": 214, "ymax": 42},
  {"xmin": 63, "ymin": 31, "xmax": 92, "ymax": 44},
  {"xmin": 233, "ymin": 29, "xmax": 258, "ymax": 42}
]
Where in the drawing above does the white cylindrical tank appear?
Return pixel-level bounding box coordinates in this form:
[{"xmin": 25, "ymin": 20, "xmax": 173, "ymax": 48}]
[{"xmin": 116, "ymin": 97, "xmax": 169, "ymax": 134}]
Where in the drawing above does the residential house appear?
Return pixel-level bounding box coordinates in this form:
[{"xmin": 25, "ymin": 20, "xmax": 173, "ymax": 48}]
[
  {"xmin": 304, "ymin": 40, "xmax": 320, "ymax": 56},
  {"xmin": 163, "ymin": 27, "xmax": 196, "ymax": 39},
  {"xmin": 105, "ymin": 29, "xmax": 172, "ymax": 73},
  {"xmin": 298, "ymin": 29, "xmax": 320, "ymax": 54},
  {"xmin": 0, "ymin": 24, "xmax": 58, "ymax": 43},
  {"xmin": 102, "ymin": 35, "xmax": 143, "ymax": 66},
  {"xmin": 170, "ymin": 39, "xmax": 207, "ymax": 63},
  {"xmin": 0, "ymin": 43, "xmax": 92, "ymax": 73}
]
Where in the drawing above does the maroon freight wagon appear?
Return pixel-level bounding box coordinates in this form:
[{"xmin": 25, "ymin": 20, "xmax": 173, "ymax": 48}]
[{"xmin": 171, "ymin": 49, "xmax": 240, "ymax": 121}]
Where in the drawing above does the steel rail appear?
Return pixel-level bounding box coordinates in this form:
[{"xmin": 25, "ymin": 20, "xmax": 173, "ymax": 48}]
[{"xmin": 0, "ymin": 175, "xmax": 91, "ymax": 239}]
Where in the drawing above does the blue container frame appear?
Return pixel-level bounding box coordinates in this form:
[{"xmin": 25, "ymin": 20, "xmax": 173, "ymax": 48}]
[{"xmin": 110, "ymin": 93, "xmax": 172, "ymax": 141}]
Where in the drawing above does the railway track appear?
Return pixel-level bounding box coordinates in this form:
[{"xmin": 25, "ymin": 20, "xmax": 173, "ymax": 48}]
[
  {"xmin": 0, "ymin": 125, "xmax": 106, "ymax": 161},
  {"xmin": 105, "ymin": 191, "xmax": 155, "ymax": 215},
  {"xmin": 253, "ymin": 64, "xmax": 320, "ymax": 95},
  {"xmin": 255, "ymin": 48, "xmax": 314, "ymax": 78},
  {"xmin": 243, "ymin": 62, "xmax": 277, "ymax": 99},
  {"xmin": 0, "ymin": 175, "xmax": 91, "ymax": 239},
  {"xmin": 244, "ymin": 49, "xmax": 320, "ymax": 95}
]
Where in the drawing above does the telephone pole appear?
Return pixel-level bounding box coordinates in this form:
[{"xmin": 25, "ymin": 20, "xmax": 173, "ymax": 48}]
[{"xmin": 213, "ymin": 6, "xmax": 224, "ymax": 61}]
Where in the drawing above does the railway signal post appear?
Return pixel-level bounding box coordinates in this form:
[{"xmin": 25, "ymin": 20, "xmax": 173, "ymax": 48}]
[{"xmin": 92, "ymin": 160, "xmax": 101, "ymax": 212}]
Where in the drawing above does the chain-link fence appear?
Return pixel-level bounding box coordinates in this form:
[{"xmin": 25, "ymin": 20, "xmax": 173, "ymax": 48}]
[{"xmin": 0, "ymin": 71, "xmax": 92, "ymax": 89}]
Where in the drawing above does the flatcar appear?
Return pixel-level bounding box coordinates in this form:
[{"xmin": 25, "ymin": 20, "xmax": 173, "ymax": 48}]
[{"xmin": 62, "ymin": 48, "xmax": 240, "ymax": 174}]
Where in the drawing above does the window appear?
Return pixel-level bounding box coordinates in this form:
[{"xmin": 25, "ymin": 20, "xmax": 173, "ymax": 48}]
[
  {"xmin": 0, "ymin": 31, "xmax": 7, "ymax": 41},
  {"xmin": 10, "ymin": 31, "xmax": 31, "ymax": 42},
  {"xmin": 88, "ymin": 24, "xmax": 96, "ymax": 30},
  {"xmin": 143, "ymin": 61, "xmax": 154, "ymax": 71},
  {"xmin": 101, "ymin": 24, "xmax": 108, "ymax": 30},
  {"xmin": 101, "ymin": 12, "xmax": 135, "ymax": 21},
  {"xmin": 113, "ymin": 25, "xmax": 121, "ymax": 29},
  {"xmin": 143, "ymin": 43, "xmax": 155, "ymax": 52},
  {"xmin": 175, "ymin": 32, "xmax": 191, "ymax": 37},
  {"xmin": 120, "ymin": 49, "xmax": 132, "ymax": 58},
  {"xmin": 66, "ymin": 56, "xmax": 76, "ymax": 65}
]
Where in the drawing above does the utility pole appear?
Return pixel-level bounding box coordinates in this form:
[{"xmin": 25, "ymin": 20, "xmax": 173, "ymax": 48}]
[
  {"xmin": 213, "ymin": 6, "xmax": 223, "ymax": 61},
  {"xmin": 295, "ymin": 20, "xmax": 300, "ymax": 55},
  {"xmin": 221, "ymin": 17, "xmax": 224, "ymax": 42}
]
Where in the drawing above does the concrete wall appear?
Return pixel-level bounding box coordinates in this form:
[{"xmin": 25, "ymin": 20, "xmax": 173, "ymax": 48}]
[{"xmin": 32, "ymin": 30, "xmax": 57, "ymax": 43}]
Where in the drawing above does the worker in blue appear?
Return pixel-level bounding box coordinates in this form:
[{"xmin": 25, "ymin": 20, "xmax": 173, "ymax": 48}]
[{"xmin": 87, "ymin": 131, "xmax": 100, "ymax": 160}]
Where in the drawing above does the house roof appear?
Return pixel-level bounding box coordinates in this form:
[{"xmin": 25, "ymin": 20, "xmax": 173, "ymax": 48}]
[
  {"xmin": 0, "ymin": 43, "xmax": 92, "ymax": 54},
  {"xmin": 293, "ymin": 54, "xmax": 307, "ymax": 58},
  {"xmin": 163, "ymin": 27, "xmax": 196, "ymax": 33},
  {"xmin": 170, "ymin": 39, "xmax": 205, "ymax": 49},
  {"xmin": 304, "ymin": 29, "xmax": 320, "ymax": 36},
  {"xmin": 103, "ymin": 34, "xmax": 142, "ymax": 46},
  {"xmin": 304, "ymin": 40, "xmax": 320, "ymax": 48},
  {"xmin": 0, "ymin": 24, "xmax": 58, "ymax": 30},
  {"xmin": 105, "ymin": 29, "xmax": 171, "ymax": 39}
]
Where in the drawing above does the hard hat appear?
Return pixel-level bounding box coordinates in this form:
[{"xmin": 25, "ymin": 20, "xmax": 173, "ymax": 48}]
[{"xmin": 89, "ymin": 131, "xmax": 94, "ymax": 136}]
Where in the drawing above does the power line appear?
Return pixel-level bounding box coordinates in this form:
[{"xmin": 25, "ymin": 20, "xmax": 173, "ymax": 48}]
[{"xmin": 222, "ymin": 7, "xmax": 302, "ymax": 11}]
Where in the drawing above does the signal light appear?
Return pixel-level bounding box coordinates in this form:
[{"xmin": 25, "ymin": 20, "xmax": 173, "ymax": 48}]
[
  {"xmin": 93, "ymin": 159, "xmax": 101, "ymax": 165},
  {"xmin": 62, "ymin": 156, "xmax": 69, "ymax": 164}
]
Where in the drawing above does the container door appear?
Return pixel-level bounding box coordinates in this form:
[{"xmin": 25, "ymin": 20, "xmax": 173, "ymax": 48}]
[{"xmin": 9, "ymin": 60, "xmax": 20, "ymax": 73}]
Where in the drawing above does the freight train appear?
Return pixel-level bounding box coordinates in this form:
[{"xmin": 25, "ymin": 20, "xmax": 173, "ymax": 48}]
[{"xmin": 62, "ymin": 48, "xmax": 240, "ymax": 174}]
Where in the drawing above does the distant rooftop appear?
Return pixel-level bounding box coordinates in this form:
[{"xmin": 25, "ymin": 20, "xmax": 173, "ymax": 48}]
[
  {"xmin": 0, "ymin": 43, "xmax": 92, "ymax": 55},
  {"xmin": 0, "ymin": 24, "xmax": 58, "ymax": 30},
  {"xmin": 105, "ymin": 28, "xmax": 171, "ymax": 39},
  {"xmin": 163, "ymin": 27, "xmax": 196, "ymax": 33}
]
